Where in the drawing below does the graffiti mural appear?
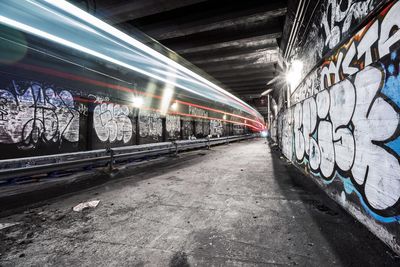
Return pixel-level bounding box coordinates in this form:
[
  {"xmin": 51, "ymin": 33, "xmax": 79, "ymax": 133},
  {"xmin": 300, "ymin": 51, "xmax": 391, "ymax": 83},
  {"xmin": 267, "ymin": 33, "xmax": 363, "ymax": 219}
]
[
  {"xmin": 233, "ymin": 124, "xmax": 244, "ymax": 135},
  {"xmin": 203, "ymin": 120, "xmax": 210, "ymax": 136},
  {"xmin": 210, "ymin": 120, "xmax": 224, "ymax": 137},
  {"xmin": 195, "ymin": 120, "xmax": 204, "ymax": 136},
  {"xmin": 139, "ymin": 110, "xmax": 162, "ymax": 140},
  {"xmin": 166, "ymin": 115, "xmax": 180, "ymax": 139},
  {"xmin": 188, "ymin": 106, "xmax": 208, "ymax": 118},
  {"xmin": 280, "ymin": 110, "xmax": 293, "ymax": 160},
  {"xmin": 321, "ymin": 0, "xmax": 375, "ymax": 50},
  {"xmin": 0, "ymin": 81, "xmax": 79, "ymax": 149},
  {"xmin": 93, "ymin": 103, "xmax": 133, "ymax": 143},
  {"xmin": 182, "ymin": 119, "xmax": 194, "ymax": 139},
  {"xmin": 188, "ymin": 106, "xmax": 208, "ymax": 137},
  {"xmin": 281, "ymin": 0, "xmax": 400, "ymax": 225},
  {"xmin": 292, "ymin": 0, "xmax": 400, "ymax": 102},
  {"xmin": 290, "ymin": 0, "xmax": 383, "ymax": 79},
  {"xmin": 293, "ymin": 65, "xmax": 400, "ymax": 212},
  {"xmin": 320, "ymin": 0, "xmax": 400, "ymax": 90}
]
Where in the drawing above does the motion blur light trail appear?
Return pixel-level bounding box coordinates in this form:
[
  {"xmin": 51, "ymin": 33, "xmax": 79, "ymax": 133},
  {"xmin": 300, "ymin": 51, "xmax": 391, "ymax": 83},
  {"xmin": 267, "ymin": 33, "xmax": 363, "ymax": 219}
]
[
  {"xmin": 0, "ymin": 0, "xmax": 264, "ymax": 127},
  {"xmin": 13, "ymin": 62, "xmax": 265, "ymax": 130}
]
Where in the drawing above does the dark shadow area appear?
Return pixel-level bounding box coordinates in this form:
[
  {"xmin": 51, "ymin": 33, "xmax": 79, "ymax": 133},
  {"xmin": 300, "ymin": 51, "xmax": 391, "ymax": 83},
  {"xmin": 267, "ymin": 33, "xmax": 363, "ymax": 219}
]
[
  {"xmin": 268, "ymin": 141, "xmax": 400, "ymax": 266},
  {"xmin": 169, "ymin": 251, "xmax": 190, "ymax": 267}
]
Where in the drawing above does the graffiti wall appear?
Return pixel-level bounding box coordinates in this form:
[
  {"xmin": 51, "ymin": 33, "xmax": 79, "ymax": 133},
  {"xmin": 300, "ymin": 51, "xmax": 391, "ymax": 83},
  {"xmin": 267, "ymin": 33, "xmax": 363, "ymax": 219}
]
[
  {"xmin": 0, "ymin": 78, "xmax": 81, "ymax": 157},
  {"xmin": 0, "ymin": 81, "xmax": 80, "ymax": 147},
  {"xmin": 279, "ymin": 0, "xmax": 400, "ymax": 254},
  {"xmin": 210, "ymin": 120, "xmax": 224, "ymax": 137},
  {"xmin": 289, "ymin": 0, "xmax": 389, "ymax": 79},
  {"xmin": 92, "ymin": 103, "xmax": 135, "ymax": 148},
  {"xmin": 139, "ymin": 110, "xmax": 163, "ymax": 144},
  {"xmin": 0, "ymin": 70, "xmax": 249, "ymax": 157},
  {"xmin": 166, "ymin": 115, "xmax": 181, "ymax": 140},
  {"xmin": 0, "ymin": 16, "xmax": 257, "ymax": 159},
  {"xmin": 233, "ymin": 124, "xmax": 245, "ymax": 135},
  {"xmin": 182, "ymin": 118, "xmax": 194, "ymax": 139},
  {"xmin": 189, "ymin": 106, "xmax": 209, "ymax": 138}
]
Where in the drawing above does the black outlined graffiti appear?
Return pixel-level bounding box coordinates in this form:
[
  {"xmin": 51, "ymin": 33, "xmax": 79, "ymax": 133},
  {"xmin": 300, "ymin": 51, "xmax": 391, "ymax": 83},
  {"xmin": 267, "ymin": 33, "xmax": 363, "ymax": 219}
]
[
  {"xmin": 93, "ymin": 103, "xmax": 133, "ymax": 143},
  {"xmin": 78, "ymin": 103, "xmax": 89, "ymax": 117},
  {"xmin": 166, "ymin": 115, "xmax": 180, "ymax": 138},
  {"xmin": 139, "ymin": 110, "xmax": 162, "ymax": 140},
  {"xmin": 292, "ymin": 0, "xmax": 400, "ymax": 105},
  {"xmin": 290, "ymin": 0, "xmax": 380, "ymax": 80},
  {"xmin": 292, "ymin": 64, "xmax": 400, "ymax": 212},
  {"xmin": 210, "ymin": 120, "xmax": 224, "ymax": 137},
  {"xmin": 88, "ymin": 93, "xmax": 109, "ymax": 104},
  {"xmin": 0, "ymin": 96, "xmax": 8, "ymax": 121},
  {"xmin": 322, "ymin": 0, "xmax": 375, "ymax": 49},
  {"xmin": 0, "ymin": 81, "xmax": 79, "ymax": 148}
]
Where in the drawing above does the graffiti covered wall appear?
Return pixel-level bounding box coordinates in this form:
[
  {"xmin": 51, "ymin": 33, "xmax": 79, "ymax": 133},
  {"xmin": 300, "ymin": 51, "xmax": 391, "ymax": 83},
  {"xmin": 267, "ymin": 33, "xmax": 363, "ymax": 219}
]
[
  {"xmin": 166, "ymin": 115, "xmax": 181, "ymax": 140},
  {"xmin": 279, "ymin": 0, "xmax": 400, "ymax": 254},
  {"xmin": 0, "ymin": 66, "xmax": 248, "ymax": 158},
  {"xmin": 290, "ymin": 0, "xmax": 389, "ymax": 79},
  {"xmin": 92, "ymin": 103, "xmax": 135, "ymax": 147},
  {"xmin": 139, "ymin": 110, "xmax": 163, "ymax": 144},
  {"xmin": 0, "ymin": 79, "xmax": 80, "ymax": 155},
  {"xmin": 189, "ymin": 106, "xmax": 209, "ymax": 138},
  {"xmin": 0, "ymin": 12, "xmax": 258, "ymax": 159},
  {"xmin": 210, "ymin": 120, "xmax": 224, "ymax": 137}
]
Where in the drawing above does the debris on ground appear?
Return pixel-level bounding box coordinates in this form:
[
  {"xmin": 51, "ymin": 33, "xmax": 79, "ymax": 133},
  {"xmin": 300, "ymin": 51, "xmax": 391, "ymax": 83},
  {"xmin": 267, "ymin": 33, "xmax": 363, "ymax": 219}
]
[
  {"xmin": 72, "ymin": 200, "xmax": 100, "ymax": 212},
  {"xmin": 0, "ymin": 222, "xmax": 20, "ymax": 230}
]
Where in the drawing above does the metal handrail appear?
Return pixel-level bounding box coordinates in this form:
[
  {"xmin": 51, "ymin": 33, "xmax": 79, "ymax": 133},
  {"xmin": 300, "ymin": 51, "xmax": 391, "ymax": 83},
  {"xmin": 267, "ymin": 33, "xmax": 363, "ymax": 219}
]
[{"xmin": 0, "ymin": 134, "xmax": 255, "ymax": 181}]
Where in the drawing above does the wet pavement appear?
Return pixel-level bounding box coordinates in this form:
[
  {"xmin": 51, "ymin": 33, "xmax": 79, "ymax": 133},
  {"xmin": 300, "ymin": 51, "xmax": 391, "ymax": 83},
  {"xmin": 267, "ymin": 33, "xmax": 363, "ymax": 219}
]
[{"xmin": 0, "ymin": 138, "xmax": 399, "ymax": 266}]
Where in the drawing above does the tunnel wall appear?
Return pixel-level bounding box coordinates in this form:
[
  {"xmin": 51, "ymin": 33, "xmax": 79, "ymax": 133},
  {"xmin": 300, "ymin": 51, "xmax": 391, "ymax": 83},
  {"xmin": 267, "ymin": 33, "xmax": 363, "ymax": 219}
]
[
  {"xmin": 0, "ymin": 70, "xmax": 245, "ymax": 158},
  {"xmin": 277, "ymin": 0, "xmax": 400, "ymax": 254},
  {"xmin": 0, "ymin": 18, "xmax": 254, "ymax": 160},
  {"xmin": 0, "ymin": 69, "xmax": 245, "ymax": 159}
]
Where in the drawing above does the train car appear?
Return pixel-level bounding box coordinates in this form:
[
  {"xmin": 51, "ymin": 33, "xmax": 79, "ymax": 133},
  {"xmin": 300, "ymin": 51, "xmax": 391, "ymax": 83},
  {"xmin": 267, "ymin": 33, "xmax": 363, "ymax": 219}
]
[{"xmin": 0, "ymin": 0, "xmax": 265, "ymax": 160}]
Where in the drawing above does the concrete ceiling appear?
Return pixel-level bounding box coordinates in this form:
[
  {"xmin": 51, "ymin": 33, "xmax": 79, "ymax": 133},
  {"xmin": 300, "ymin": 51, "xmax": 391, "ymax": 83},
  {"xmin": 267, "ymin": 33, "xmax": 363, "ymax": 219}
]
[{"xmin": 70, "ymin": 0, "xmax": 287, "ymax": 117}]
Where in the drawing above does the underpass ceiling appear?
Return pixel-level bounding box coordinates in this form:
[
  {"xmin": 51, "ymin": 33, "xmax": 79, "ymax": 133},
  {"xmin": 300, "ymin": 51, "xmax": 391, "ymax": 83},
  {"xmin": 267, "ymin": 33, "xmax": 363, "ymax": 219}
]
[{"xmin": 70, "ymin": 0, "xmax": 287, "ymax": 117}]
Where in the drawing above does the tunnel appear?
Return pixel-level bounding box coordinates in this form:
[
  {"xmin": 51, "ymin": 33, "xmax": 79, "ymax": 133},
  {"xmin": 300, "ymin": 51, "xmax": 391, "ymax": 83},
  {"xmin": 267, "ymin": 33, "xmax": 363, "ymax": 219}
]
[{"xmin": 0, "ymin": 0, "xmax": 400, "ymax": 266}]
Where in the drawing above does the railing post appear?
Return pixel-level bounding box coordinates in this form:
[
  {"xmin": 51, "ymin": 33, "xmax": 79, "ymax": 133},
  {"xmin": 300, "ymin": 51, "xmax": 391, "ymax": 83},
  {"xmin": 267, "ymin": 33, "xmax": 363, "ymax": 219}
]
[
  {"xmin": 106, "ymin": 147, "xmax": 114, "ymax": 172},
  {"xmin": 169, "ymin": 138, "xmax": 178, "ymax": 156},
  {"xmin": 174, "ymin": 140, "xmax": 178, "ymax": 156}
]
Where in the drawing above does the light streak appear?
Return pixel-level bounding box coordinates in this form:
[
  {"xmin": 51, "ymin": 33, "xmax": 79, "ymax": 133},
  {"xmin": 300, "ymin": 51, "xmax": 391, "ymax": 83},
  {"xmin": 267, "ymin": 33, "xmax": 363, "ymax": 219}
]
[{"xmin": 14, "ymin": 63, "xmax": 265, "ymax": 129}]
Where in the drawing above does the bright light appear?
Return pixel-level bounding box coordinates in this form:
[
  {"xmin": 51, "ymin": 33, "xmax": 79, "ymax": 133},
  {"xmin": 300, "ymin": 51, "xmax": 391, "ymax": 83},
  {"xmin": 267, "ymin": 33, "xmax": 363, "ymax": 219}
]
[
  {"xmin": 260, "ymin": 131, "xmax": 268, "ymax": 138},
  {"xmin": 171, "ymin": 102, "xmax": 178, "ymax": 111},
  {"xmin": 132, "ymin": 96, "xmax": 143, "ymax": 108},
  {"xmin": 42, "ymin": 0, "xmax": 261, "ymax": 118},
  {"xmin": 160, "ymin": 86, "xmax": 174, "ymax": 115},
  {"xmin": 286, "ymin": 60, "xmax": 303, "ymax": 92},
  {"xmin": 0, "ymin": 0, "xmax": 266, "ymax": 121},
  {"xmin": 223, "ymin": 114, "xmax": 227, "ymax": 120},
  {"xmin": 261, "ymin": 88, "xmax": 273, "ymax": 96}
]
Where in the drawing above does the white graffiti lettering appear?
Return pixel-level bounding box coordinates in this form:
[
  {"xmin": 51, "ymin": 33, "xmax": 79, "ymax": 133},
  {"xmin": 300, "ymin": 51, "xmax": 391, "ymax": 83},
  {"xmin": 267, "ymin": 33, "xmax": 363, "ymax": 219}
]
[
  {"xmin": 93, "ymin": 103, "xmax": 133, "ymax": 143},
  {"xmin": 0, "ymin": 81, "xmax": 79, "ymax": 148},
  {"xmin": 293, "ymin": 66, "xmax": 400, "ymax": 210},
  {"xmin": 320, "ymin": 1, "xmax": 400, "ymax": 89},
  {"xmin": 139, "ymin": 110, "xmax": 162, "ymax": 139},
  {"xmin": 166, "ymin": 115, "xmax": 180, "ymax": 138}
]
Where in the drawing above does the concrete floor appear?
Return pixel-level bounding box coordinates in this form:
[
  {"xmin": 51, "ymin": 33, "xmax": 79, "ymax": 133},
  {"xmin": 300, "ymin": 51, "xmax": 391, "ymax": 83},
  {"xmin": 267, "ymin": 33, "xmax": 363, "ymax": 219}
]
[{"xmin": 0, "ymin": 138, "xmax": 399, "ymax": 266}]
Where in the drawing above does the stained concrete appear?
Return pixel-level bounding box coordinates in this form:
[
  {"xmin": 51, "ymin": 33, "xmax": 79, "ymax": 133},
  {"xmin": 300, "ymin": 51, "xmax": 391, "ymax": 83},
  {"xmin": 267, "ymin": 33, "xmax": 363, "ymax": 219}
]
[{"xmin": 0, "ymin": 138, "xmax": 399, "ymax": 266}]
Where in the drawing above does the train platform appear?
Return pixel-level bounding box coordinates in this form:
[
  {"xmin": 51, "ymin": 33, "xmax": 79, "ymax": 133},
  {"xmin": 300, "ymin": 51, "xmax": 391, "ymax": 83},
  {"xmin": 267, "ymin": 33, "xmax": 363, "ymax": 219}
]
[{"xmin": 0, "ymin": 138, "xmax": 399, "ymax": 266}]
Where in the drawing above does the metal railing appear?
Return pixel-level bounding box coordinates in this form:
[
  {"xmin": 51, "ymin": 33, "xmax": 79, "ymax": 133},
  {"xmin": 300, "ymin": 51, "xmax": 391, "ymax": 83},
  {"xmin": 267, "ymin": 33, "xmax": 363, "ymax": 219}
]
[{"xmin": 0, "ymin": 134, "xmax": 255, "ymax": 181}]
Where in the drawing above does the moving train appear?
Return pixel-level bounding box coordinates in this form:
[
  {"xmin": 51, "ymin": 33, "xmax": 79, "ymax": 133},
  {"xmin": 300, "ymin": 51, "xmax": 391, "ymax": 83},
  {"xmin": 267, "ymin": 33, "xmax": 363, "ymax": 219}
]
[{"xmin": 0, "ymin": 0, "xmax": 265, "ymax": 160}]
